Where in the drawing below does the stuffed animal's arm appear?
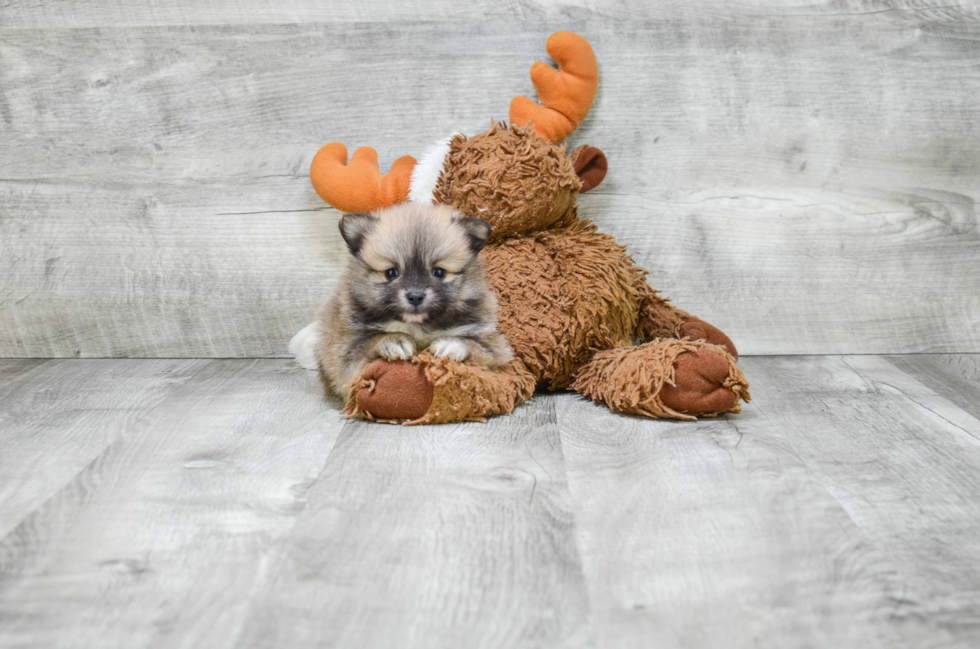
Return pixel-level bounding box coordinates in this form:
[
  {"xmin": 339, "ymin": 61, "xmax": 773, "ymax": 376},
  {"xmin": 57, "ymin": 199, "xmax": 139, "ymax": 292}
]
[{"xmin": 348, "ymin": 354, "xmax": 536, "ymax": 425}]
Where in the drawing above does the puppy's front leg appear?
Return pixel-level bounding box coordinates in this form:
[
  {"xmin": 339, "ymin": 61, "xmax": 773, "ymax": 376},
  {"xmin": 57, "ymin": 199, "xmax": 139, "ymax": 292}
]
[
  {"xmin": 370, "ymin": 334, "xmax": 417, "ymax": 361},
  {"xmin": 429, "ymin": 337, "xmax": 474, "ymax": 362},
  {"xmin": 430, "ymin": 334, "xmax": 513, "ymax": 367}
]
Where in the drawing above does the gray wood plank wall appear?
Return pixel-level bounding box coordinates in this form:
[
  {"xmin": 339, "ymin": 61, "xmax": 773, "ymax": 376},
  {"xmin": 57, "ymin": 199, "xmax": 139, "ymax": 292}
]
[{"xmin": 1, "ymin": 2, "xmax": 978, "ymax": 357}]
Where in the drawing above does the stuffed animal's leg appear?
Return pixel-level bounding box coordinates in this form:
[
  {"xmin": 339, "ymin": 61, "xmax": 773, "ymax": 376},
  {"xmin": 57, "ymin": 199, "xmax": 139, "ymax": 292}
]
[
  {"xmin": 347, "ymin": 353, "xmax": 536, "ymax": 425},
  {"xmin": 571, "ymin": 338, "xmax": 749, "ymax": 420},
  {"xmin": 633, "ymin": 273, "xmax": 739, "ymax": 360}
]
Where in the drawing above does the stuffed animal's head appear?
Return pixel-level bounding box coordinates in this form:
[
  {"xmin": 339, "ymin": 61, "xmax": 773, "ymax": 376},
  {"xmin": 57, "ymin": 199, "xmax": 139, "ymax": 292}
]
[
  {"xmin": 309, "ymin": 32, "xmax": 607, "ymax": 241},
  {"xmin": 430, "ymin": 123, "xmax": 606, "ymax": 241}
]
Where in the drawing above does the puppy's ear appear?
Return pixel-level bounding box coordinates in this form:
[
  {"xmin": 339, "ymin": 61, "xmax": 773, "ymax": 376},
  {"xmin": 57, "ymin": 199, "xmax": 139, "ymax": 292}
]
[
  {"xmin": 456, "ymin": 217, "xmax": 491, "ymax": 253},
  {"xmin": 339, "ymin": 213, "xmax": 377, "ymax": 256}
]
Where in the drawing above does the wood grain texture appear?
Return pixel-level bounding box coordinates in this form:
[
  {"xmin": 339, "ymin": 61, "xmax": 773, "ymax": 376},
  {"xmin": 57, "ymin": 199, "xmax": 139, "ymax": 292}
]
[
  {"xmin": 0, "ymin": 359, "xmax": 347, "ymax": 649},
  {"xmin": 1, "ymin": 355, "xmax": 980, "ymax": 647},
  {"xmin": 553, "ymin": 391, "xmax": 906, "ymax": 648},
  {"xmin": 749, "ymin": 356, "xmax": 980, "ymax": 647},
  {"xmin": 555, "ymin": 355, "xmax": 980, "ymax": 648},
  {"xmin": 1, "ymin": 0, "xmax": 977, "ymax": 28},
  {"xmin": 886, "ymin": 354, "xmax": 980, "ymax": 420},
  {"xmin": 1, "ymin": 179, "xmax": 343, "ymax": 357},
  {"xmin": 597, "ymin": 190, "xmax": 980, "ymax": 355},
  {"xmin": 2, "ymin": 10, "xmax": 979, "ymax": 357},
  {"xmin": 0, "ymin": 359, "xmax": 205, "ymax": 538},
  {"xmin": 0, "ymin": 0, "xmax": 517, "ymax": 27},
  {"xmin": 237, "ymin": 397, "xmax": 594, "ymax": 649}
]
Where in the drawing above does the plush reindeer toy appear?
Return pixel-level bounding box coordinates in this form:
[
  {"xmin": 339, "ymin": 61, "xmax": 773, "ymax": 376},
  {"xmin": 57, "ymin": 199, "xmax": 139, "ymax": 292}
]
[{"xmin": 293, "ymin": 31, "xmax": 750, "ymax": 424}]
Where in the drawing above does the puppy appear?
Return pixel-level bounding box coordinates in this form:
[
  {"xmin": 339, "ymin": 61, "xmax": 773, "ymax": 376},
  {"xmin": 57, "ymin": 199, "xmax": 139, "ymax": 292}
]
[{"xmin": 316, "ymin": 202, "xmax": 513, "ymax": 398}]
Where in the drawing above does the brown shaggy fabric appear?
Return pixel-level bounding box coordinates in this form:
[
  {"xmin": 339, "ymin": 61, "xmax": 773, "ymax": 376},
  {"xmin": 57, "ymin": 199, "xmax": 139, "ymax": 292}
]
[
  {"xmin": 483, "ymin": 220, "xmax": 645, "ymax": 389},
  {"xmin": 346, "ymin": 355, "xmax": 535, "ymax": 425},
  {"xmin": 434, "ymin": 122, "xmax": 581, "ymax": 241},
  {"xmin": 411, "ymin": 354, "xmax": 536, "ymax": 425},
  {"xmin": 571, "ymin": 339, "xmax": 750, "ymax": 420},
  {"xmin": 632, "ymin": 266, "xmax": 690, "ymax": 341}
]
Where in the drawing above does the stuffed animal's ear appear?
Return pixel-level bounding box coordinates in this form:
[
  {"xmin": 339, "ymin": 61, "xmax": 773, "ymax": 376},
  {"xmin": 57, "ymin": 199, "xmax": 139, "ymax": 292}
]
[
  {"xmin": 339, "ymin": 213, "xmax": 377, "ymax": 256},
  {"xmin": 456, "ymin": 217, "xmax": 492, "ymax": 253},
  {"xmin": 571, "ymin": 145, "xmax": 607, "ymax": 192}
]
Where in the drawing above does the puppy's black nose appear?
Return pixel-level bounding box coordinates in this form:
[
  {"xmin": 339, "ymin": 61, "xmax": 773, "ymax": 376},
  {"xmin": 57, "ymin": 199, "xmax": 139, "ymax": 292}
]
[{"xmin": 406, "ymin": 291, "xmax": 426, "ymax": 306}]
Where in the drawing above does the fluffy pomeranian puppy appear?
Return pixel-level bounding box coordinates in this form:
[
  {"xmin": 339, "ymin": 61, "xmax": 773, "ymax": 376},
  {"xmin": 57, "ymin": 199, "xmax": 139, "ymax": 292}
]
[{"xmin": 315, "ymin": 202, "xmax": 513, "ymax": 398}]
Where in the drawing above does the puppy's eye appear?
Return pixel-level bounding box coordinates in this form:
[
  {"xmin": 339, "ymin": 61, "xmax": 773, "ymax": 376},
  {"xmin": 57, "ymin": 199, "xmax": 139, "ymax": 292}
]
[
  {"xmin": 432, "ymin": 267, "xmax": 447, "ymax": 279},
  {"xmin": 384, "ymin": 268, "xmax": 399, "ymax": 280}
]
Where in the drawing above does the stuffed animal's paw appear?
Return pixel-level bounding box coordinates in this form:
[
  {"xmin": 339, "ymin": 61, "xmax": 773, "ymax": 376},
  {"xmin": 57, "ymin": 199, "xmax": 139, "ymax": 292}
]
[
  {"xmin": 376, "ymin": 337, "xmax": 416, "ymax": 361},
  {"xmin": 355, "ymin": 360, "xmax": 433, "ymax": 421},
  {"xmin": 660, "ymin": 347, "xmax": 741, "ymax": 414},
  {"xmin": 429, "ymin": 338, "xmax": 470, "ymax": 362},
  {"xmin": 679, "ymin": 318, "xmax": 738, "ymax": 360}
]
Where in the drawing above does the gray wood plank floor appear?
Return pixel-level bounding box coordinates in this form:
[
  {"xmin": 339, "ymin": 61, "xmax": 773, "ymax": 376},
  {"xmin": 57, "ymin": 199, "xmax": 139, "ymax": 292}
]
[{"xmin": 1, "ymin": 355, "xmax": 979, "ymax": 648}]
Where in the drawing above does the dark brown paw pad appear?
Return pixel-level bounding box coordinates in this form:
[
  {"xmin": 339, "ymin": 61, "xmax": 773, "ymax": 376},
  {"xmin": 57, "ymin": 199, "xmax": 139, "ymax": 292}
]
[
  {"xmin": 355, "ymin": 360, "xmax": 434, "ymax": 421},
  {"xmin": 660, "ymin": 348, "xmax": 741, "ymax": 415}
]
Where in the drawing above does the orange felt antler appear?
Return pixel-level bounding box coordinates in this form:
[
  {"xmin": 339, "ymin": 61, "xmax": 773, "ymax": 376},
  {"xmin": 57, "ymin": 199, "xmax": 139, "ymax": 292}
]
[
  {"xmin": 309, "ymin": 143, "xmax": 416, "ymax": 213},
  {"xmin": 509, "ymin": 32, "xmax": 599, "ymax": 143}
]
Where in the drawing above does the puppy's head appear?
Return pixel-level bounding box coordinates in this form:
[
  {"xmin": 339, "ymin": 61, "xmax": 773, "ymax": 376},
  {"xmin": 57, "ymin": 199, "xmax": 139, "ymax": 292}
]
[{"xmin": 340, "ymin": 203, "xmax": 491, "ymax": 325}]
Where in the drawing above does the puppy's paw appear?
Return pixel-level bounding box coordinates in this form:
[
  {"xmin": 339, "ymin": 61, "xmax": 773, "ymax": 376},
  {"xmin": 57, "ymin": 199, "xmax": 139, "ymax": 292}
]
[
  {"xmin": 376, "ymin": 338, "xmax": 416, "ymax": 361},
  {"xmin": 429, "ymin": 337, "xmax": 470, "ymax": 362}
]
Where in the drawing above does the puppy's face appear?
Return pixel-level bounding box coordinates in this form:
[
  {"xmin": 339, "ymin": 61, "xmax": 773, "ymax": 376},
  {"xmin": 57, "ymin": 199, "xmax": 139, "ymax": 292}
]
[{"xmin": 340, "ymin": 203, "xmax": 491, "ymax": 326}]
